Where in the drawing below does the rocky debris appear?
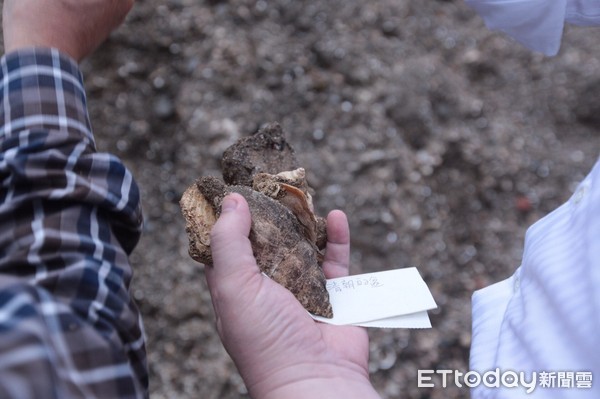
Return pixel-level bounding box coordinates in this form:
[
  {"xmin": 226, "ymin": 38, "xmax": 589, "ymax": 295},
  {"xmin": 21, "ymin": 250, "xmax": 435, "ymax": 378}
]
[
  {"xmin": 81, "ymin": 0, "xmax": 600, "ymax": 397},
  {"xmin": 222, "ymin": 123, "xmax": 299, "ymax": 186}
]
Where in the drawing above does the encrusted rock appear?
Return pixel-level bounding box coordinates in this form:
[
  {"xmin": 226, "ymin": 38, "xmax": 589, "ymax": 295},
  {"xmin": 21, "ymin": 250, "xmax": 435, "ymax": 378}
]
[{"xmin": 180, "ymin": 123, "xmax": 333, "ymax": 318}]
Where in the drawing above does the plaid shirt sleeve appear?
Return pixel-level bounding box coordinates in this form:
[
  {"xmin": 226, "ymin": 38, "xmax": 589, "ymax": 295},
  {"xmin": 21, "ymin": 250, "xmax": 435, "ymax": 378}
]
[{"xmin": 0, "ymin": 48, "xmax": 148, "ymax": 398}]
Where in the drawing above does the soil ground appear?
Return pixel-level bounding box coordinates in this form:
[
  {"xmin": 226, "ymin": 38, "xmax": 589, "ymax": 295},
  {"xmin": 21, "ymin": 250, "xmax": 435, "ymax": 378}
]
[{"xmin": 9, "ymin": 0, "xmax": 600, "ymax": 398}]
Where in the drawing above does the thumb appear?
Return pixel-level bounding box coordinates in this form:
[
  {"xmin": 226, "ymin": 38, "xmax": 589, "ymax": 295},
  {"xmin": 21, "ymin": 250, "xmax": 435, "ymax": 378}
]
[{"xmin": 206, "ymin": 193, "xmax": 260, "ymax": 285}]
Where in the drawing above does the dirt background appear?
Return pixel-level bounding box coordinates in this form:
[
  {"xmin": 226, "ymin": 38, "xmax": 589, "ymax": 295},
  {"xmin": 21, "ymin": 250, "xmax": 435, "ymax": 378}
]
[{"xmin": 14, "ymin": 0, "xmax": 600, "ymax": 398}]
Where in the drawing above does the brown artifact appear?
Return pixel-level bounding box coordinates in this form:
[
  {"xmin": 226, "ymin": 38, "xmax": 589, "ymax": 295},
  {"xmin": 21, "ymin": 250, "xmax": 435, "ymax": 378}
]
[{"xmin": 180, "ymin": 122, "xmax": 333, "ymax": 318}]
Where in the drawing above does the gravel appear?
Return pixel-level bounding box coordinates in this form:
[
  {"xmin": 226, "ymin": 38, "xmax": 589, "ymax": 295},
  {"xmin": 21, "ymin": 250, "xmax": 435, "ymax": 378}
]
[{"xmin": 9, "ymin": 0, "xmax": 598, "ymax": 397}]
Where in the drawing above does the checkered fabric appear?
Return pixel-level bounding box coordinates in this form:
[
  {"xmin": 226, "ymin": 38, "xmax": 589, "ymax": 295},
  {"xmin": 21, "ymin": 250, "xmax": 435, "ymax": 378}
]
[{"xmin": 0, "ymin": 48, "xmax": 147, "ymax": 398}]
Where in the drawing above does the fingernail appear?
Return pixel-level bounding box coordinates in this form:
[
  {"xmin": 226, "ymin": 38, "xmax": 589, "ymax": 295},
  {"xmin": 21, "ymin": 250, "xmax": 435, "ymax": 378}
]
[{"xmin": 221, "ymin": 195, "xmax": 238, "ymax": 212}]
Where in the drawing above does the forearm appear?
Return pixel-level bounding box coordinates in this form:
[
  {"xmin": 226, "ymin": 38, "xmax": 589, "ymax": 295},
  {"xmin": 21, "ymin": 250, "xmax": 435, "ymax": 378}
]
[{"xmin": 2, "ymin": 0, "xmax": 135, "ymax": 61}]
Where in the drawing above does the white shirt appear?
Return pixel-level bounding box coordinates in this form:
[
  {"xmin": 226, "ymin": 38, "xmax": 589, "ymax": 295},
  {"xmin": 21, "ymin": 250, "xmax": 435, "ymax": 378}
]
[
  {"xmin": 465, "ymin": 0, "xmax": 600, "ymax": 55},
  {"xmin": 470, "ymin": 158, "xmax": 600, "ymax": 398}
]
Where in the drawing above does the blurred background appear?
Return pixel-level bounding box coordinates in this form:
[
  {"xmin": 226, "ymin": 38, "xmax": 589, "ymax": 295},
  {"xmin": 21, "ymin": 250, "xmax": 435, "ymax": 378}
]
[{"xmin": 6, "ymin": 0, "xmax": 600, "ymax": 397}]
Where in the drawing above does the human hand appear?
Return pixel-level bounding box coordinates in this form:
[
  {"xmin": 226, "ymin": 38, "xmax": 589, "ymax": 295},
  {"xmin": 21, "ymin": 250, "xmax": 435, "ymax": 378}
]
[
  {"xmin": 2, "ymin": 0, "xmax": 135, "ymax": 61},
  {"xmin": 205, "ymin": 194, "xmax": 380, "ymax": 399}
]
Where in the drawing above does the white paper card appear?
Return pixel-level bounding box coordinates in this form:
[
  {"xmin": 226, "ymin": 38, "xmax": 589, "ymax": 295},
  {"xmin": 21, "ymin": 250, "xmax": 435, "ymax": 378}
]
[
  {"xmin": 311, "ymin": 268, "xmax": 437, "ymax": 329},
  {"xmin": 355, "ymin": 312, "xmax": 431, "ymax": 329}
]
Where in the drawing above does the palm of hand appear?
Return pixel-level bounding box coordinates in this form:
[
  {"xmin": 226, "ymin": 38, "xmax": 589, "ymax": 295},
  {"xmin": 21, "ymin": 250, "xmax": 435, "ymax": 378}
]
[{"xmin": 205, "ymin": 199, "xmax": 371, "ymax": 396}]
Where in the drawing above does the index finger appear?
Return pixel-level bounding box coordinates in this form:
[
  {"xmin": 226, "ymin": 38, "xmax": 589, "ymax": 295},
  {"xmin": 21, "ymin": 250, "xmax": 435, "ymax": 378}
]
[{"xmin": 322, "ymin": 210, "xmax": 350, "ymax": 279}]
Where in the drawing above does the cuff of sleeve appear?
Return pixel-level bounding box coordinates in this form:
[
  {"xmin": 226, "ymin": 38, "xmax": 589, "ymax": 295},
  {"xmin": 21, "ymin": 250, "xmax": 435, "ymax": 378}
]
[
  {"xmin": 464, "ymin": 0, "xmax": 567, "ymax": 56},
  {"xmin": 0, "ymin": 47, "xmax": 92, "ymax": 142},
  {"xmin": 1, "ymin": 47, "xmax": 81, "ymax": 79}
]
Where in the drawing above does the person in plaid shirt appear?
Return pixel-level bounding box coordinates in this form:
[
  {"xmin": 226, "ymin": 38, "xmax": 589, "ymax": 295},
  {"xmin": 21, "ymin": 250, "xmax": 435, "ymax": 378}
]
[
  {"xmin": 0, "ymin": 1, "xmax": 379, "ymax": 398},
  {"xmin": 0, "ymin": 1, "xmax": 147, "ymax": 397}
]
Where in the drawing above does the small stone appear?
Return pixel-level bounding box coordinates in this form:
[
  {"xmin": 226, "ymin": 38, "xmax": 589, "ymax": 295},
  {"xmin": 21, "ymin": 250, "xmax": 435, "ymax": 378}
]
[{"xmin": 154, "ymin": 95, "xmax": 175, "ymax": 120}]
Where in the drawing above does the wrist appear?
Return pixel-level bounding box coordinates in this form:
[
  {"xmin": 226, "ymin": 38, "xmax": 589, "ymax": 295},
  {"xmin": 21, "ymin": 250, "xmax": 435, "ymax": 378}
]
[
  {"xmin": 258, "ymin": 375, "xmax": 380, "ymax": 399},
  {"xmin": 246, "ymin": 362, "xmax": 380, "ymax": 399}
]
